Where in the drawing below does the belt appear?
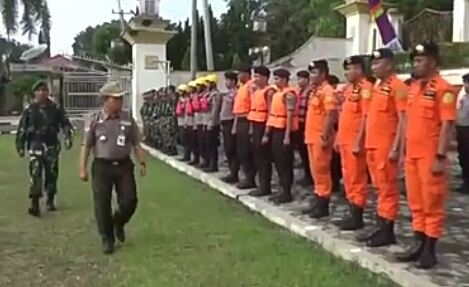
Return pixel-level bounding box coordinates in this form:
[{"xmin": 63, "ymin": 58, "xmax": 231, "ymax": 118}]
[{"xmin": 95, "ymin": 158, "xmax": 131, "ymax": 165}]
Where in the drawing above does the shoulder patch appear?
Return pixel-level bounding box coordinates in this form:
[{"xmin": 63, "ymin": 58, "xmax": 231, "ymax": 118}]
[
  {"xmin": 395, "ymin": 88, "xmax": 406, "ymax": 99},
  {"xmin": 362, "ymin": 90, "xmax": 371, "ymax": 99},
  {"xmin": 442, "ymin": 92, "xmax": 454, "ymax": 104}
]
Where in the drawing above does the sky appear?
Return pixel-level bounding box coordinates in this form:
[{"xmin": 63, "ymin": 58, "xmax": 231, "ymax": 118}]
[{"xmin": 2, "ymin": 0, "xmax": 227, "ymax": 54}]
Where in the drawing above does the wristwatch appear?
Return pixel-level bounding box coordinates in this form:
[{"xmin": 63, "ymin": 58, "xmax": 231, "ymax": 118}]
[{"xmin": 435, "ymin": 153, "xmax": 446, "ymax": 160}]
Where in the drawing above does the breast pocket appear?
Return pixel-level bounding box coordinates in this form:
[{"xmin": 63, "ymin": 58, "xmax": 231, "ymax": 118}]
[
  {"xmin": 311, "ymin": 97, "xmax": 322, "ymax": 114},
  {"xmin": 419, "ymin": 100, "xmax": 436, "ymax": 118}
]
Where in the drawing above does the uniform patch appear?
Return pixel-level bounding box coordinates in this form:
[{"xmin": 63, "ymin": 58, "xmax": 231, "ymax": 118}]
[
  {"xmin": 443, "ymin": 92, "xmax": 454, "ymax": 104},
  {"xmin": 396, "ymin": 88, "xmax": 406, "ymax": 98},
  {"xmin": 362, "ymin": 90, "xmax": 371, "ymax": 99}
]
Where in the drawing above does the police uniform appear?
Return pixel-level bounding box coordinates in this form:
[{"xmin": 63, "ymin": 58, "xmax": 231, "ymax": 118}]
[
  {"xmin": 204, "ymin": 75, "xmax": 222, "ymax": 172},
  {"xmin": 83, "ymin": 82, "xmax": 142, "ymax": 254}
]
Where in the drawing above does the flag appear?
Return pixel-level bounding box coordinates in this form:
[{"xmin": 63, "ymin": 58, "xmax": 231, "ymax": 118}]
[{"xmin": 368, "ymin": 0, "xmax": 403, "ymax": 52}]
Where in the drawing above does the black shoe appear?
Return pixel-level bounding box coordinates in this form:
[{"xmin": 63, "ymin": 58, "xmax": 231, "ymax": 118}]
[
  {"xmin": 28, "ymin": 198, "xmax": 41, "ymax": 217},
  {"xmin": 203, "ymin": 166, "xmax": 219, "ymax": 173},
  {"xmin": 236, "ymin": 180, "xmax": 256, "ymax": 190},
  {"xmin": 300, "ymin": 199, "xmax": 317, "ymax": 215},
  {"xmin": 395, "ymin": 231, "xmax": 425, "ymax": 262},
  {"xmin": 271, "ymin": 190, "xmax": 293, "ymax": 204},
  {"xmin": 356, "ymin": 217, "xmax": 383, "ymax": 242},
  {"xmin": 366, "ymin": 219, "xmax": 396, "ymax": 247},
  {"xmin": 339, "ymin": 204, "xmax": 364, "ymax": 231},
  {"xmin": 309, "ymin": 196, "xmax": 330, "ymax": 219},
  {"xmin": 102, "ymin": 238, "xmax": 115, "ymax": 254},
  {"xmin": 180, "ymin": 157, "xmax": 190, "ymax": 162},
  {"xmin": 297, "ymin": 177, "xmax": 313, "ymax": 187},
  {"xmin": 248, "ymin": 188, "xmax": 272, "ymax": 197},
  {"xmin": 115, "ymin": 225, "xmax": 126, "ymax": 244},
  {"xmin": 188, "ymin": 159, "xmax": 199, "ymax": 166},
  {"xmin": 46, "ymin": 198, "xmax": 57, "ymax": 212},
  {"xmin": 198, "ymin": 161, "xmax": 209, "ymax": 169},
  {"xmin": 221, "ymin": 174, "xmax": 239, "ymax": 184},
  {"xmin": 414, "ymin": 236, "xmax": 438, "ymax": 269}
]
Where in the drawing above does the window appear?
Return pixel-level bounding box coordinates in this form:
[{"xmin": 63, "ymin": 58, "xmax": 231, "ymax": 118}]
[{"xmin": 144, "ymin": 0, "xmax": 155, "ymax": 15}]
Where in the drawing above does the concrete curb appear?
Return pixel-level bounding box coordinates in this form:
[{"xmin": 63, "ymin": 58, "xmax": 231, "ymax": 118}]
[{"xmin": 143, "ymin": 143, "xmax": 439, "ymax": 287}]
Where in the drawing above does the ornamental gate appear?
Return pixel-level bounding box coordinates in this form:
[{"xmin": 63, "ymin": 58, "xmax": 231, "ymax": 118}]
[{"xmin": 62, "ymin": 72, "xmax": 132, "ymax": 116}]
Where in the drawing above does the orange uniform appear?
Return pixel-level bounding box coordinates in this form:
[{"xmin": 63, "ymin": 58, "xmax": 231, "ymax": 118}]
[
  {"xmin": 248, "ymin": 86, "xmax": 272, "ymax": 123},
  {"xmin": 266, "ymin": 87, "xmax": 299, "ymax": 130},
  {"xmin": 404, "ymin": 75, "xmax": 456, "ymax": 239},
  {"xmin": 363, "ymin": 74, "xmax": 407, "ymax": 221},
  {"xmin": 337, "ymin": 79, "xmax": 373, "ymax": 208},
  {"xmin": 233, "ymin": 79, "xmax": 254, "ymax": 115},
  {"xmin": 304, "ymin": 81, "xmax": 338, "ymax": 198}
]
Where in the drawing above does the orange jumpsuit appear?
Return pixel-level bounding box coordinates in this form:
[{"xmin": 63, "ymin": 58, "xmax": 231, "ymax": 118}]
[
  {"xmin": 304, "ymin": 81, "xmax": 338, "ymax": 198},
  {"xmin": 363, "ymin": 74, "xmax": 406, "ymax": 221},
  {"xmin": 405, "ymin": 75, "xmax": 456, "ymax": 239},
  {"xmin": 337, "ymin": 79, "xmax": 373, "ymax": 208}
]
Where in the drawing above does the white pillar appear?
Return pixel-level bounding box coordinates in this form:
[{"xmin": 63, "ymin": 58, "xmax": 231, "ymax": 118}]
[
  {"xmin": 453, "ymin": 0, "xmax": 469, "ymax": 42},
  {"xmin": 335, "ymin": 0, "xmax": 371, "ymax": 55}
]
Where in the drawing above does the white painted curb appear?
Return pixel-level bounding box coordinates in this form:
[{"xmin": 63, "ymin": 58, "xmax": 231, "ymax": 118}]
[{"xmin": 143, "ymin": 143, "xmax": 439, "ymax": 287}]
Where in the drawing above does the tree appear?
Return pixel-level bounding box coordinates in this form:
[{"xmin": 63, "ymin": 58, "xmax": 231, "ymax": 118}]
[
  {"xmin": 231, "ymin": 53, "xmax": 242, "ymax": 69},
  {"xmin": 0, "ymin": 0, "xmax": 51, "ymax": 39},
  {"xmin": 72, "ymin": 26, "xmax": 96, "ymax": 56},
  {"xmin": 181, "ymin": 49, "xmax": 191, "ymax": 70}
]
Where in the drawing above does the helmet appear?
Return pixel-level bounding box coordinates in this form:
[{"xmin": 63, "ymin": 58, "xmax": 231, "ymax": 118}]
[
  {"xmin": 205, "ymin": 74, "xmax": 218, "ymax": 83},
  {"xmin": 177, "ymin": 84, "xmax": 188, "ymax": 92},
  {"xmin": 188, "ymin": 81, "xmax": 197, "ymax": 88},
  {"xmin": 196, "ymin": 77, "xmax": 207, "ymax": 85}
]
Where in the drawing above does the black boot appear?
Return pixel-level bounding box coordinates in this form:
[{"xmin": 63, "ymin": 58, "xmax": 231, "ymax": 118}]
[
  {"xmin": 297, "ymin": 177, "xmax": 313, "ymax": 187},
  {"xmin": 395, "ymin": 231, "xmax": 425, "ymax": 262},
  {"xmin": 204, "ymin": 164, "xmax": 219, "ymax": 173},
  {"xmin": 356, "ymin": 217, "xmax": 383, "ymax": 242},
  {"xmin": 415, "ymin": 236, "xmax": 438, "ymax": 269},
  {"xmin": 248, "ymin": 188, "xmax": 272, "ymax": 197},
  {"xmin": 221, "ymin": 174, "xmax": 238, "ymax": 184},
  {"xmin": 28, "ymin": 197, "xmax": 41, "ymax": 217},
  {"xmin": 114, "ymin": 225, "xmax": 126, "ymax": 244},
  {"xmin": 46, "ymin": 196, "xmax": 57, "ymax": 212},
  {"xmin": 188, "ymin": 158, "xmax": 199, "ymax": 166},
  {"xmin": 309, "ymin": 196, "xmax": 330, "ymax": 219},
  {"xmin": 366, "ymin": 219, "xmax": 396, "ymax": 247},
  {"xmin": 339, "ymin": 204, "xmax": 364, "ymax": 231},
  {"xmin": 198, "ymin": 160, "xmax": 209, "ymax": 169},
  {"xmin": 102, "ymin": 238, "xmax": 115, "ymax": 254},
  {"xmin": 236, "ymin": 179, "xmax": 256, "ymax": 190},
  {"xmin": 271, "ymin": 188, "xmax": 293, "ymax": 204}
]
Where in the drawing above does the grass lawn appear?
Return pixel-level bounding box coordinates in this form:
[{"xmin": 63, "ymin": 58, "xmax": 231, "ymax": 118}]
[{"xmin": 0, "ymin": 135, "xmax": 398, "ymax": 287}]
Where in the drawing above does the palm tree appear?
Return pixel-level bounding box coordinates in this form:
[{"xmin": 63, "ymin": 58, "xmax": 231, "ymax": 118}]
[{"xmin": 1, "ymin": 0, "xmax": 51, "ymax": 39}]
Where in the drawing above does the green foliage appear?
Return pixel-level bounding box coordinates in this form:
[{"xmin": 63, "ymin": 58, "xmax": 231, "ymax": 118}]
[
  {"xmin": 181, "ymin": 49, "xmax": 191, "ymax": 71},
  {"xmin": 231, "ymin": 53, "xmax": 242, "ymax": 69},
  {"xmin": 0, "ymin": 0, "xmax": 51, "ymax": 39}
]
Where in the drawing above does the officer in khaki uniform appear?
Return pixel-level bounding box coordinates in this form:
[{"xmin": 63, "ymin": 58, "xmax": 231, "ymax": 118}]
[{"xmin": 80, "ymin": 82, "xmax": 147, "ymax": 254}]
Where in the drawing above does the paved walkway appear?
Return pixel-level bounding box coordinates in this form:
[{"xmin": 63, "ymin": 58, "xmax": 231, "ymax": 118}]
[{"xmin": 143, "ymin": 144, "xmax": 469, "ymax": 287}]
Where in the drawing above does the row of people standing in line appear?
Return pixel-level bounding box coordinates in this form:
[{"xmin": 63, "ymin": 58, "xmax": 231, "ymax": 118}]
[{"xmin": 174, "ymin": 42, "xmax": 457, "ymax": 270}]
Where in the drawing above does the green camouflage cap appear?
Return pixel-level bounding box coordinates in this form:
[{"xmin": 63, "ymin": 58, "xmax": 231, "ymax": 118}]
[
  {"xmin": 32, "ymin": 80, "xmax": 48, "ymax": 91},
  {"xmin": 99, "ymin": 81, "xmax": 126, "ymax": 97}
]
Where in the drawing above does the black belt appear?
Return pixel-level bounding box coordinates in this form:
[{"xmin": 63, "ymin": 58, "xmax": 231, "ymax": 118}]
[{"xmin": 94, "ymin": 158, "xmax": 131, "ymax": 165}]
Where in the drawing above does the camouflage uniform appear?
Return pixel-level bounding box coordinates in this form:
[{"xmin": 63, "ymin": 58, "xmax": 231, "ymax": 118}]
[
  {"xmin": 16, "ymin": 82, "xmax": 73, "ymax": 217},
  {"xmin": 158, "ymin": 95, "xmax": 178, "ymax": 155}
]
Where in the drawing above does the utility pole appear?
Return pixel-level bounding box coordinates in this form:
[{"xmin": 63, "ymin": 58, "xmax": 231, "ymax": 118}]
[
  {"xmin": 202, "ymin": 0, "xmax": 214, "ymax": 71},
  {"xmin": 112, "ymin": 0, "xmax": 134, "ymax": 31},
  {"xmin": 190, "ymin": 0, "xmax": 198, "ymax": 79}
]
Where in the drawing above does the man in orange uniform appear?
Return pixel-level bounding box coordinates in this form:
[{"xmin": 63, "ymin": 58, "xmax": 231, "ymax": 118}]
[
  {"xmin": 395, "ymin": 43, "xmax": 456, "ymax": 269},
  {"xmin": 335, "ymin": 56, "xmax": 373, "ymax": 231},
  {"xmin": 232, "ymin": 64, "xmax": 257, "ymax": 189},
  {"xmin": 303, "ymin": 60, "xmax": 338, "ymax": 218},
  {"xmin": 295, "ymin": 70, "xmax": 315, "ymax": 186},
  {"xmin": 356, "ymin": 48, "xmax": 407, "ymax": 248},
  {"xmin": 248, "ymin": 66, "xmax": 276, "ymax": 196},
  {"xmin": 264, "ymin": 68, "xmax": 298, "ymax": 204}
]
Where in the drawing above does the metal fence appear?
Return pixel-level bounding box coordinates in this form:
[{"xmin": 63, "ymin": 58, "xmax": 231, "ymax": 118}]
[{"xmin": 62, "ymin": 73, "xmax": 132, "ymax": 116}]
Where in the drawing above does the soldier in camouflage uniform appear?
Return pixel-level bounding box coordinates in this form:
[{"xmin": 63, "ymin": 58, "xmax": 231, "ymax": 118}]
[
  {"xmin": 151, "ymin": 91, "xmax": 163, "ymax": 149},
  {"xmin": 15, "ymin": 80, "xmax": 73, "ymax": 217},
  {"xmin": 140, "ymin": 90, "xmax": 151, "ymax": 143},
  {"xmin": 159, "ymin": 87, "xmax": 178, "ymax": 155}
]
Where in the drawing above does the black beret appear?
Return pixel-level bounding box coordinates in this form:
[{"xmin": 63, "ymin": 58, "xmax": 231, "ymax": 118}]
[
  {"xmin": 371, "ymin": 48, "xmax": 394, "ymax": 60},
  {"xmin": 253, "ymin": 65, "xmax": 270, "ymax": 77},
  {"xmin": 308, "ymin": 59, "xmax": 328, "ymax": 71},
  {"xmin": 463, "ymin": 73, "xmax": 469, "ymax": 83},
  {"xmin": 343, "ymin": 55, "xmax": 365, "ymax": 69},
  {"xmin": 273, "ymin": 68, "xmax": 290, "ymax": 79},
  {"xmin": 409, "ymin": 43, "xmax": 440, "ymax": 61},
  {"xmin": 296, "ymin": 70, "xmax": 310, "ymax": 78},
  {"xmin": 224, "ymin": 71, "xmax": 237, "ymax": 80},
  {"xmin": 328, "ymin": 75, "xmax": 340, "ymax": 85},
  {"xmin": 236, "ymin": 63, "xmax": 252, "ymax": 73},
  {"xmin": 32, "ymin": 80, "xmax": 48, "ymax": 91}
]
